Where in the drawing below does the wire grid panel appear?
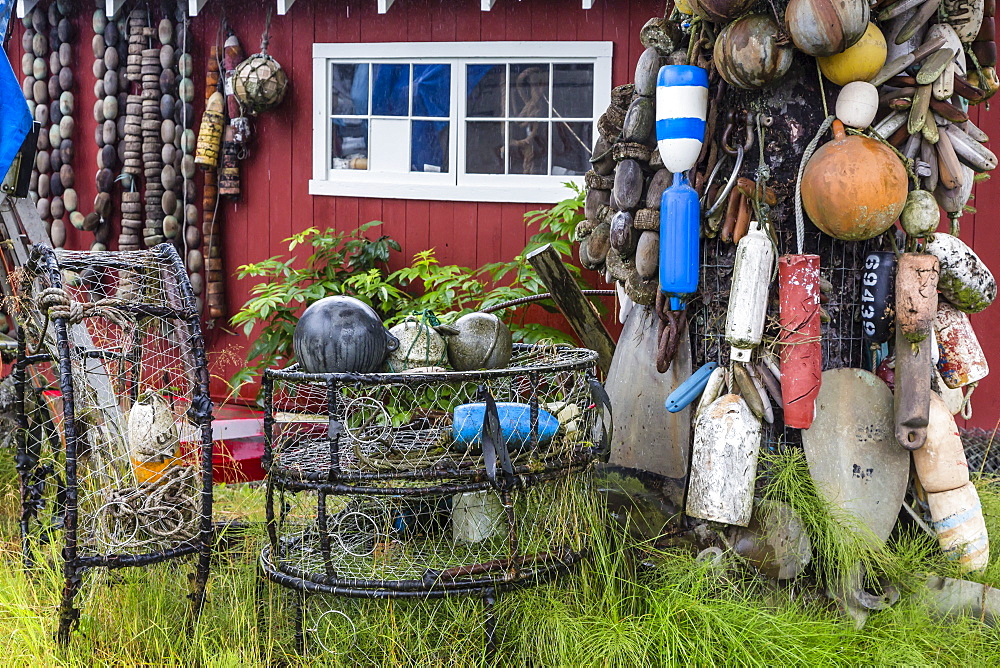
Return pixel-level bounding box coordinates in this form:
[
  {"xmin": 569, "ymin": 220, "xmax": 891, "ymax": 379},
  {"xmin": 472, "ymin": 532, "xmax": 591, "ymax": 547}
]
[
  {"xmin": 265, "ymin": 474, "xmax": 594, "ymax": 591},
  {"xmin": 14, "ymin": 244, "xmax": 210, "ymax": 559},
  {"xmin": 691, "ymin": 230, "xmax": 880, "ymax": 450},
  {"xmin": 266, "ymin": 346, "xmax": 605, "ymax": 482}
]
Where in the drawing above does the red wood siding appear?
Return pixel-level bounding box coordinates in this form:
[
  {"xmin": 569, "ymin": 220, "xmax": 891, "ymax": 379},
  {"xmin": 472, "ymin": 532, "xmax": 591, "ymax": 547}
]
[{"xmin": 9, "ymin": 0, "xmax": 1000, "ymax": 432}]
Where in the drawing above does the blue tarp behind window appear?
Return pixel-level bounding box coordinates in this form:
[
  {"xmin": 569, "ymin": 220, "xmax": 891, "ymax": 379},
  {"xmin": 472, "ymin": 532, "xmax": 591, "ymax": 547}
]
[{"xmin": 410, "ymin": 64, "xmax": 449, "ymax": 172}]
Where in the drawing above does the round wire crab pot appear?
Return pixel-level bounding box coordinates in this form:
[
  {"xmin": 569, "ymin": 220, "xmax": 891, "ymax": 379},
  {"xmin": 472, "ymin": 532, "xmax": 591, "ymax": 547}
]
[
  {"xmin": 13, "ymin": 243, "xmax": 214, "ymax": 644},
  {"xmin": 259, "ymin": 343, "xmax": 611, "ymax": 654}
]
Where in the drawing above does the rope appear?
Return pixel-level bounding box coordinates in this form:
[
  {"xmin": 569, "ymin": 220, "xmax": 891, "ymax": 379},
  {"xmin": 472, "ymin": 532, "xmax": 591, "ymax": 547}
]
[
  {"xmin": 794, "ymin": 115, "xmax": 835, "ymax": 255},
  {"xmin": 481, "ymin": 290, "xmax": 616, "ymax": 314},
  {"xmin": 961, "ymin": 382, "xmax": 977, "ymax": 420},
  {"xmin": 37, "ymin": 287, "xmax": 133, "ymax": 328},
  {"xmin": 99, "ymin": 466, "xmax": 198, "ymax": 548},
  {"xmin": 260, "ymin": 5, "xmax": 274, "ymax": 54}
]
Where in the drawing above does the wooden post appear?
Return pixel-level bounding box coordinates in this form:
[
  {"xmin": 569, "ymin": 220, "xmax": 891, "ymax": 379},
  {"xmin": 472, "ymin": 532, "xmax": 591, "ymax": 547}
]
[{"xmin": 526, "ymin": 243, "xmax": 615, "ymax": 374}]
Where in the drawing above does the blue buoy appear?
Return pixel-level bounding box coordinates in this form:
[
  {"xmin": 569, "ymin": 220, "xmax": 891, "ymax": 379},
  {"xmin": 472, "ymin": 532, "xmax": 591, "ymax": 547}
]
[{"xmin": 452, "ymin": 402, "xmax": 560, "ymax": 451}]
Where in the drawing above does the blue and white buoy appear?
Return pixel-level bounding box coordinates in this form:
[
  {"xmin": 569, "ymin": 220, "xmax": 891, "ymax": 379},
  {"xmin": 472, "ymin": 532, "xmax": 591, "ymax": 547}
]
[
  {"xmin": 655, "ymin": 65, "xmax": 709, "ymax": 174},
  {"xmin": 657, "ymin": 65, "xmax": 709, "ymax": 309}
]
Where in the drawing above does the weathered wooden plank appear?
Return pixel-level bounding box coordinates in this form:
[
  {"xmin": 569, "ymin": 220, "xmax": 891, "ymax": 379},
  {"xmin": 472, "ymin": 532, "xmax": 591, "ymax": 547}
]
[{"xmin": 525, "ymin": 243, "xmax": 615, "ymax": 373}]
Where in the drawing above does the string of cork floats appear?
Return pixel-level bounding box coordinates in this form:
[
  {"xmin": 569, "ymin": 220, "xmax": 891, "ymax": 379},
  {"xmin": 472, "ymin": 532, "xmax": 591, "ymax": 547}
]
[
  {"xmin": 198, "ymin": 45, "xmax": 225, "ymax": 321},
  {"xmin": 141, "ymin": 45, "xmax": 165, "ymax": 247},
  {"xmin": 172, "ymin": 8, "xmax": 201, "ymax": 313},
  {"xmin": 22, "ymin": 2, "xmax": 77, "ymax": 249},
  {"xmin": 219, "ymin": 31, "xmax": 244, "ymax": 198},
  {"xmin": 117, "ymin": 7, "xmax": 146, "ymax": 251},
  {"xmin": 158, "ymin": 9, "xmax": 187, "ymax": 257},
  {"xmin": 88, "ymin": 1, "xmax": 124, "ymax": 253}
]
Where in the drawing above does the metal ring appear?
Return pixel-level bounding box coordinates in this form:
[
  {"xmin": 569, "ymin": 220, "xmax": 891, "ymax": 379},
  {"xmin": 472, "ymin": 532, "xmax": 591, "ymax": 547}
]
[
  {"xmin": 704, "ymin": 145, "xmax": 744, "ymax": 218},
  {"xmin": 309, "ymin": 608, "xmax": 358, "ymax": 654}
]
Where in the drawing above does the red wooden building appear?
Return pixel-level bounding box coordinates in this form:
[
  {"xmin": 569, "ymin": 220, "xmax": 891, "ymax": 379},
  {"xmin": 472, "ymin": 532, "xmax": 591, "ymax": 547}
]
[{"xmin": 8, "ymin": 0, "xmax": 1000, "ymax": 433}]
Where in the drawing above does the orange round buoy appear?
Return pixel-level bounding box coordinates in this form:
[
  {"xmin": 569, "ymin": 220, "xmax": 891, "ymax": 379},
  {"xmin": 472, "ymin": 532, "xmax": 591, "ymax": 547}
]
[{"xmin": 801, "ymin": 120, "xmax": 908, "ymax": 241}]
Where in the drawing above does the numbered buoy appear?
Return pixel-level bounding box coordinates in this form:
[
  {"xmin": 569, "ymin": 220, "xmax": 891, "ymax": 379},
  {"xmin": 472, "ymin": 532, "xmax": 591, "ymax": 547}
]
[{"xmin": 861, "ymin": 251, "xmax": 896, "ymax": 344}]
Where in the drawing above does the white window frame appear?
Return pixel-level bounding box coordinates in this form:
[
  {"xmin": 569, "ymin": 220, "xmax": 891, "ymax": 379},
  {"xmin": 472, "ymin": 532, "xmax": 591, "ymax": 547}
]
[{"xmin": 310, "ymin": 41, "xmax": 613, "ymax": 203}]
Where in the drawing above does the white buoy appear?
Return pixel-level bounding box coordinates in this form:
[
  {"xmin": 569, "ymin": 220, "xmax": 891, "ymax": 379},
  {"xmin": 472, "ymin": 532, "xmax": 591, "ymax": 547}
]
[
  {"xmin": 686, "ymin": 394, "xmax": 762, "ymax": 526},
  {"xmin": 928, "ymin": 481, "xmax": 990, "ymax": 573},
  {"xmin": 836, "ymin": 81, "xmax": 879, "ymax": 129},
  {"xmin": 655, "ymin": 65, "xmax": 709, "ymax": 174},
  {"xmin": 452, "ymin": 491, "xmax": 503, "ymax": 543},
  {"xmin": 913, "ymin": 393, "xmax": 969, "ymax": 493},
  {"xmin": 725, "ymin": 221, "xmax": 775, "ymax": 362}
]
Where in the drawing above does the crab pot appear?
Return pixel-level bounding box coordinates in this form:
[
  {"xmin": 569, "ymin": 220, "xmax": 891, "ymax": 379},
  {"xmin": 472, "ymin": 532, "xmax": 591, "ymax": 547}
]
[
  {"xmin": 13, "ymin": 244, "xmax": 214, "ymax": 644},
  {"xmin": 928, "ymin": 481, "xmax": 990, "ymax": 573},
  {"xmin": 935, "ymin": 301, "xmax": 989, "ymax": 389},
  {"xmin": 259, "ymin": 345, "xmax": 608, "ymax": 653},
  {"xmin": 778, "ymin": 254, "xmax": 822, "ymax": 428}
]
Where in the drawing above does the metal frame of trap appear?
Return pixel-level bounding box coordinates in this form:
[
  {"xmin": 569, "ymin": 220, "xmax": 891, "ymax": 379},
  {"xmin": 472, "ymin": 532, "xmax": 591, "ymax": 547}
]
[
  {"xmin": 13, "ymin": 243, "xmax": 215, "ymax": 644},
  {"xmin": 257, "ymin": 345, "xmax": 610, "ymax": 656}
]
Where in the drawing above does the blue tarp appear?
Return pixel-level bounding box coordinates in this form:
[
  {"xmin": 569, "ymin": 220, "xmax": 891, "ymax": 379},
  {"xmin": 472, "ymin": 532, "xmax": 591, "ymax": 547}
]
[{"xmin": 347, "ymin": 63, "xmax": 451, "ymax": 172}]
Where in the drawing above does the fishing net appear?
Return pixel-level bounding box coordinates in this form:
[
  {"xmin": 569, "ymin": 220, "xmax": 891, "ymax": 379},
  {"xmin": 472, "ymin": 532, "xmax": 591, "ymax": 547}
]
[
  {"xmin": 961, "ymin": 427, "xmax": 1000, "ymax": 476},
  {"xmin": 260, "ymin": 345, "xmax": 608, "ymax": 651},
  {"xmin": 11, "ymin": 243, "xmax": 213, "ymax": 640}
]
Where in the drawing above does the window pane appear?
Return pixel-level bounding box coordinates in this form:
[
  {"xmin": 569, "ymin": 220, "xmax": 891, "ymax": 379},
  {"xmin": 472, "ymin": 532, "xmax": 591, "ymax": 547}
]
[
  {"xmin": 509, "ymin": 121, "xmax": 548, "ymax": 175},
  {"xmin": 466, "ymin": 121, "xmax": 504, "ymax": 174},
  {"xmin": 509, "ymin": 64, "xmax": 549, "ymax": 119},
  {"xmin": 552, "ymin": 121, "xmax": 592, "ymax": 175},
  {"xmin": 467, "ymin": 64, "xmax": 505, "ymax": 118},
  {"xmin": 412, "ymin": 120, "xmax": 449, "ymax": 172},
  {"xmin": 331, "ymin": 118, "xmax": 368, "ymax": 169},
  {"xmin": 413, "ymin": 64, "xmax": 450, "ymax": 117},
  {"xmin": 552, "ymin": 64, "xmax": 594, "ymax": 119},
  {"xmin": 331, "ymin": 63, "xmax": 368, "ymax": 115},
  {"xmin": 372, "ymin": 63, "xmax": 409, "ymax": 116}
]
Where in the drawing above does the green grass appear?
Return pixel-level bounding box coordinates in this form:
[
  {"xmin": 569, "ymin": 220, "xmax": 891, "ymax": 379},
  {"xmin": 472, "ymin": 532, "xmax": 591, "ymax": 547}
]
[{"xmin": 4, "ymin": 449, "xmax": 1000, "ymax": 666}]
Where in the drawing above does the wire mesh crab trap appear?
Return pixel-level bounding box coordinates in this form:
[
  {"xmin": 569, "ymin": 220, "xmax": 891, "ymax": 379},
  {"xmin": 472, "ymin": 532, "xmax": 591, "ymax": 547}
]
[
  {"xmin": 259, "ymin": 344, "xmax": 611, "ymax": 654},
  {"xmin": 12, "ymin": 243, "xmax": 214, "ymax": 643}
]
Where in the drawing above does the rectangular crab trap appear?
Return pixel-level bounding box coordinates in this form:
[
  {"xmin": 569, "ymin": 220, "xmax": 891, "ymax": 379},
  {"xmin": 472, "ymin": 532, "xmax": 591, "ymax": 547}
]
[
  {"xmin": 12, "ymin": 243, "xmax": 214, "ymax": 643},
  {"xmin": 259, "ymin": 344, "xmax": 611, "ymax": 653}
]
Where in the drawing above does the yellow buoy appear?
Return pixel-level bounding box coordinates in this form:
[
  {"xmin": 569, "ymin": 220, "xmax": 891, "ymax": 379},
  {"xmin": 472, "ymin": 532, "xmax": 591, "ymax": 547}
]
[
  {"xmin": 675, "ymin": 0, "xmax": 694, "ymax": 14},
  {"xmin": 818, "ymin": 23, "xmax": 886, "ymax": 86}
]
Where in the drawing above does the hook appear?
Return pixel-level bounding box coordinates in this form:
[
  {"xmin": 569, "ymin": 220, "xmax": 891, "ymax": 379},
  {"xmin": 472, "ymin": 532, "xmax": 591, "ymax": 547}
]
[
  {"xmin": 721, "ymin": 111, "xmax": 755, "ymax": 156},
  {"xmin": 703, "ymin": 144, "xmax": 744, "ymax": 217}
]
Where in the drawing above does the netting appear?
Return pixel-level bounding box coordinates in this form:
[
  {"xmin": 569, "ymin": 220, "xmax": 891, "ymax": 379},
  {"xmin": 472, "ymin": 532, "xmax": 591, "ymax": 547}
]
[
  {"xmin": 260, "ymin": 345, "xmax": 608, "ymax": 649},
  {"xmin": 266, "ymin": 346, "xmax": 601, "ymax": 483},
  {"xmin": 962, "ymin": 427, "xmax": 1000, "ymax": 476},
  {"xmin": 11, "ymin": 243, "xmax": 213, "ymax": 640}
]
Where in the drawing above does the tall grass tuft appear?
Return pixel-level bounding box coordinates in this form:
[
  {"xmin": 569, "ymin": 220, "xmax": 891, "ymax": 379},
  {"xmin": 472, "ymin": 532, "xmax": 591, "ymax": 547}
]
[{"xmin": 3, "ymin": 452, "xmax": 1000, "ymax": 665}]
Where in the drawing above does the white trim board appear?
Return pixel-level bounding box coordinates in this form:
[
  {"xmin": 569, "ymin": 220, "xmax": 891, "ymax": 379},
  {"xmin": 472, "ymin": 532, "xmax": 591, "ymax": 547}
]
[{"xmin": 311, "ymin": 41, "xmax": 612, "ymax": 204}]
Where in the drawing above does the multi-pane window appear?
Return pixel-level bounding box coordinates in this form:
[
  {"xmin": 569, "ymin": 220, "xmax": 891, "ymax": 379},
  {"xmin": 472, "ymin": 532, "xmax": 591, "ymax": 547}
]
[{"xmin": 311, "ymin": 42, "xmax": 613, "ymax": 203}]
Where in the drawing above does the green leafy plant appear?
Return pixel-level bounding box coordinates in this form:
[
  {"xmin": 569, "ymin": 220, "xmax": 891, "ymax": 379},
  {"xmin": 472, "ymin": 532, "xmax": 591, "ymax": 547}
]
[
  {"xmin": 229, "ymin": 221, "xmax": 400, "ymax": 389},
  {"xmin": 230, "ymin": 184, "xmax": 590, "ymax": 391}
]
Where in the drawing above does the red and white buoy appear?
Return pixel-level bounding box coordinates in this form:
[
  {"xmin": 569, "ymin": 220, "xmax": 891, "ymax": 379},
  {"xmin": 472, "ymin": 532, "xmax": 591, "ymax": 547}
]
[{"xmin": 778, "ymin": 254, "xmax": 822, "ymax": 428}]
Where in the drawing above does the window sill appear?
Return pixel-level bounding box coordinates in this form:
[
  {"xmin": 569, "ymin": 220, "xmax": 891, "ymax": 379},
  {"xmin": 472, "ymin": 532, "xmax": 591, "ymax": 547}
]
[{"xmin": 308, "ymin": 176, "xmax": 584, "ymax": 203}]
